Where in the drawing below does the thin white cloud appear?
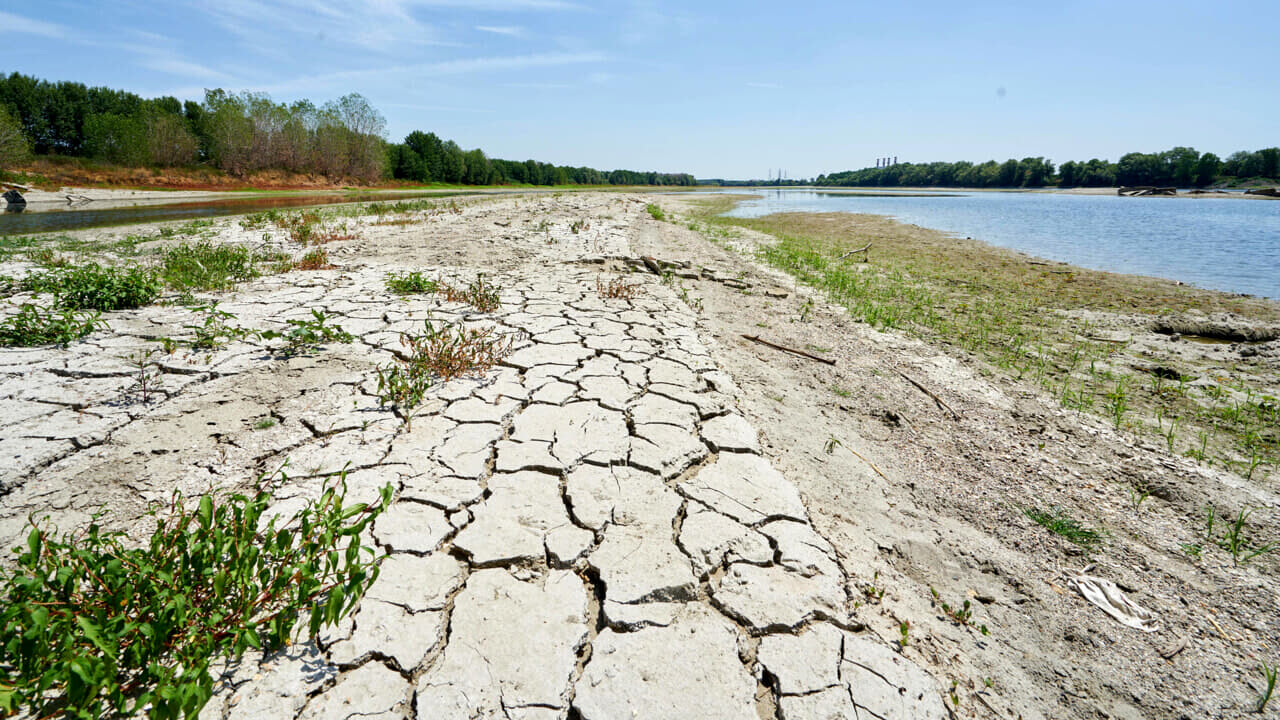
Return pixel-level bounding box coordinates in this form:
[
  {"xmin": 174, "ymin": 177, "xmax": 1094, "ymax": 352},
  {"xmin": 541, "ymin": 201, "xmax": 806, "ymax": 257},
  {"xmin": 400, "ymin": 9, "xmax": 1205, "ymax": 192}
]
[
  {"xmin": 403, "ymin": 0, "xmax": 583, "ymax": 8},
  {"xmin": 0, "ymin": 11, "xmax": 68, "ymax": 38},
  {"xmin": 142, "ymin": 58, "xmax": 232, "ymax": 82},
  {"xmin": 476, "ymin": 25, "xmax": 523, "ymax": 36}
]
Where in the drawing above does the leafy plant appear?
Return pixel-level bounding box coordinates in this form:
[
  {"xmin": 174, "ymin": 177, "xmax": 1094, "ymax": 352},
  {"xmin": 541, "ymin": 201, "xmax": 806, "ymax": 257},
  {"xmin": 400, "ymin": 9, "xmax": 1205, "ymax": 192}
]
[
  {"xmin": 376, "ymin": 318, "xmax": 514, "ymax": 424},
  {"xmin": 260, "ymin": 310, "xmax": 355, "ymax": 355},
  {"xmin": 438, "ymin": 274, "xmax": 501, "ymax": 312},
  {"xmin": 25, "ymin": 264, "xmax": 161, "ymax": 311},
  {"xmin": 930, "ymin": 587, "xmax": 990, "ymax": 635},
  {"xmin": 184, "ymin": 304, "xmax": 252, "ymax": 351},
  {"xmin": 1216, "ymin": 506, "xmax": 1275, "ymax": 566},
  {"xmin": 645, "ymin": 203, "xmax": 666, "ymax": 221},
  {"xmin": 1023, "ymin": 506, "xmax": 1105, "ymax": 550},
  {"xmin": 596, "ymin": 275, "xmax": 639, "ymax": 300},
  {"xmin": 385, "ymin": 270, "xmax": 439, "ymax": 295},
  {"xmin": 0, "ymin": 304, "xmax": 104, "ymax": 347},
  {"xmin": 122, "ymin": 349, "xmax": 163, "ymax": 404},
  {"xmin": 292, "ymin": 247, "xmax": 332, "ymax": 271},
  {"xmin": 161, "ymin": 242, "xmax": 257, "ymax": 292},
  {"xmin": 0, "ymin": 473, "xmax": 391, "ymax": 720}
]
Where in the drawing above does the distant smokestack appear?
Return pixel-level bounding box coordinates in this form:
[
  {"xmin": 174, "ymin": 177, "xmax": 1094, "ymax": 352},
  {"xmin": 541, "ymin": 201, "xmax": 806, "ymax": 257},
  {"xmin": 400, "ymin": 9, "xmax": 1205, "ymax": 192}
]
[{"xmin": 893, "ymin": 156, "xmax": 897, "ymax": 165}]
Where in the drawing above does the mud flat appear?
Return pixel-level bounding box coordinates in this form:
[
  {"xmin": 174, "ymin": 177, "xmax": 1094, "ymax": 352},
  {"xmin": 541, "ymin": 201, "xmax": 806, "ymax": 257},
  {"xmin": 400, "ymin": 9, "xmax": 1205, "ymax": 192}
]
[{"xmin": 1, "ymin": 191, "xmax": 1278, "ymax": 718}]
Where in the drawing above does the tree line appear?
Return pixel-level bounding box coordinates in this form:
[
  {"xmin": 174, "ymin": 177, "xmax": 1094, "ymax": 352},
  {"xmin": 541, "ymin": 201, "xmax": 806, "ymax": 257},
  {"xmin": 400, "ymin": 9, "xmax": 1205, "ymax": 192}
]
[
  {"xmin": 817, "ymin": 147, "xmax": 1279, "ymax": 189},
  {"xmin": 0, "ymin": 72, "xmax": 694, "ymax": 187}
]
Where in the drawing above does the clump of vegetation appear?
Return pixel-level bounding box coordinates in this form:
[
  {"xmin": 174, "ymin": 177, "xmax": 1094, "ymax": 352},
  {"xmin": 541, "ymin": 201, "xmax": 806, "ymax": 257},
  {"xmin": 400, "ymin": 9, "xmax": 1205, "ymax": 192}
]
[
  {"xmin": 1206, "ymin": 505, "xmax": 1275, "ymax": 566},
  {"xmin": 292, "ymin": 247, "xmax": 333, "ymax": 271},
  {"xmin": 25, "ymin": 264, "xmax": 161, "ymax": 311},
  {"xmin": 929, "ymin": 587, "xmax": 990, "ymax": 635},
  {"xmin": 0, "ymin": 475, "xmax": 389, "ymax": 720},
  {"xmin": 438, "ymin": 274, "xmax": 501, "ymax": 312},
  {"xmin": 385, "ymin": 270, "xmax": 439, "ymax": 295},
  {"xmin": 597, "ymin": 275, "xmax": 640, "ymax": 300},
  {"xmin": 260, "ymin": 310, "xmax": 355, "ymax": 355},
  {"xmin": 1023, "ymin": 506, "xmax": 1105, "ymax": 550},
  {"xmin": 646, "ymin": 203, "xmax": 666, "ymax": 221},
  {"xmin": 161, "ymin": 242, "xmax": 257, "ymax": 292},
  {"xmin": 376, "ymin": 318, "xmax": 514, "ymax": 423},
  {"xmin": 0, "ymin": 304, "xmax": 104, "ymax": 347},
  {"xmin": 184, "ymin": 304, "xmax": 253, "ymax": 351}
]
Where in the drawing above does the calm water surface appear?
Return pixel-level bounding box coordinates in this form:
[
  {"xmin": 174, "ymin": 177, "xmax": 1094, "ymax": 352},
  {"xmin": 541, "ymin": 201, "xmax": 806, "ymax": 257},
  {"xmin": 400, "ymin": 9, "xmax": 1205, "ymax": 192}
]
[{"xmin": 722, "ymin": 189, "xmax": 1280, "ymax": 299}]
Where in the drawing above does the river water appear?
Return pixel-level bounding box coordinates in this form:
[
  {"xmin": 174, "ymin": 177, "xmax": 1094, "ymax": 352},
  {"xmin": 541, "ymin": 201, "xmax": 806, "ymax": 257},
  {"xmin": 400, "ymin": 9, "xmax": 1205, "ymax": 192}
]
[{"xmin": 721, "ymin": 189, "xmax": 1280, "ymax": 299}]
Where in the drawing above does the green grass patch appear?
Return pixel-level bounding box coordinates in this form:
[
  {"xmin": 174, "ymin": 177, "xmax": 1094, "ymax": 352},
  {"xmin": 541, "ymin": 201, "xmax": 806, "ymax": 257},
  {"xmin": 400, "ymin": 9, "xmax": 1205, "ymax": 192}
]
[
  {"xmin": 160, "ymin": 242, "xmax": 258, "ymax": 292},
  {"xmin": 1022, "ymin": 506, "xmax": 1105, "ymax": 550},
  {"xmin": 646, "ymin": 203, "xmax": 666, "ymax": 221},
  {"xmin": 385, "ymin": 270, "xmax": 439, "ymax": 295}
]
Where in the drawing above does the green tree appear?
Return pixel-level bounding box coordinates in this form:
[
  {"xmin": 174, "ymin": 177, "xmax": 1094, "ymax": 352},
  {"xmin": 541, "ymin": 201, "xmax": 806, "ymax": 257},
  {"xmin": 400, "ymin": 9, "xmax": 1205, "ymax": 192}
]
[
  {"xmin": 1193, "ymin": 153, "xmax": 1220, "ymax": 187},
  {"xmin": 83, "ymin": 113, "xmax": 149, "ymax": 165},
  {"xmin": 0, "ymin": 106, "xmax": 31, "ymax": 169}
]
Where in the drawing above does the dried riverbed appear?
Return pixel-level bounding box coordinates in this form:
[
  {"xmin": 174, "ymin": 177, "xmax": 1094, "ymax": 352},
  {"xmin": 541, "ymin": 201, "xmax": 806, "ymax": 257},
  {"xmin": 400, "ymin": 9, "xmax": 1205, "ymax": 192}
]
[{"xmin": 1, "ymin": 191, "xmax": 1278, "ymax": 718}]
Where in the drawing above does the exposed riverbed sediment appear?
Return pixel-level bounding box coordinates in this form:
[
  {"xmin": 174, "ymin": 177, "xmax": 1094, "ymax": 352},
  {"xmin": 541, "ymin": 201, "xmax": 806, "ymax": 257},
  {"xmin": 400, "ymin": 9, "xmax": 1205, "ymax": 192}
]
[{"xmin": 2, "ymin": 192, "xmax": 1278, "ymax": 718}]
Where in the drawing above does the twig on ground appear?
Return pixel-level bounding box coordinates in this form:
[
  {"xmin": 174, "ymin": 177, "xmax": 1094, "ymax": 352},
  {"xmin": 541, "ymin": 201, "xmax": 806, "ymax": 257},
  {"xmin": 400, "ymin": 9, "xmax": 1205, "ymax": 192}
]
[
  {"xmin": 741, "ymin": 334, "xmax": 837, "ymax": 366},
  {"xmin": 837, "ymin": 243, "xmax": 872, "ymax": 261},
  {"xmin": 896, "ymin": 369, "xmax": 960, "ymax": 419},
  {"xmin": 847, "ymin": 446, "xmax": 889, "ymax": 481}
]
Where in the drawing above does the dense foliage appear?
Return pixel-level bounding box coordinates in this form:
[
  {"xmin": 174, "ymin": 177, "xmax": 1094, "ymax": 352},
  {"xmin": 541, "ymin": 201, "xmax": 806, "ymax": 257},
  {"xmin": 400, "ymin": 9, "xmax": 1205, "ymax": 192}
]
[
  {"xmin": 0, "ymin": 72, "xmax": 695, "ymax": 187},
  {"xmin": 0, "ymin": 478, "xmax": 390, "ymax": 719},
  {"xmin": 816, "ymin": 147, "xmax": 1279, "ymax": 189}
]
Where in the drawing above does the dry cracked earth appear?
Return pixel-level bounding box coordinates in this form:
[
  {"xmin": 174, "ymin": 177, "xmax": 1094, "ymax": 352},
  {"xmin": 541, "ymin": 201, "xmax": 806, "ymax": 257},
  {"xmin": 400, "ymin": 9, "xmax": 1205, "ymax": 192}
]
[{"xmin": 0, "ymin": 194, "xmax": 945, "ymax": 720}]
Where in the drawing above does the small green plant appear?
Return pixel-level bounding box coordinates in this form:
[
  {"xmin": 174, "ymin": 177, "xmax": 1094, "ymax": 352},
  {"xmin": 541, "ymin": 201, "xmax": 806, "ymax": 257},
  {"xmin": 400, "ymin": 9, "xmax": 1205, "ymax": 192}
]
[
  {"xmin": 570, "ymin": 219, "xmax": 589, "ymax": 234},
  {"xmin": 292, "ymin": 247, "xmax": 332, "ymax": 271},
  {"xmin": 385, "ymin": 270, "xmax": 439, "ymax": 295},
  {"xmin": 185, "ymin": 304, "xmax": 252, "ymax": 351},
  {"xmin": 1129, "ymin": 484, "xmax": 1152, "ymax": 512},
  {"xmin": 930, "ymin": 588, "xmax": 990, "ymax": 635},
  {"xmin": 253, "ymin": 417, "xmax": 277, "ymax": 430},
  {"xmin": 1103, "ymin": 378, "xmax": 1129, "ymax": 430},
  {"xmin": 824, "ymin": 436, "xmax": 842, "ymax": 455},
  {"xmin": 645, "ymin": 203, "xmax": 665, "ymax": 221},
  {"xmin": 596, "ymin": 275, "xmax": 639, "ymax": 300},
  {"xmin": 1258, "ymin": 663, "xmax": 1278, "ymax": 713},
  {"xmin": 122, "ymin": 349, "xmax": 163, "ymax": 404},
  {"xmin": 25, "ymin": 264, "xmax": 161, "ymax": 311},
  {"xmin": 1216, "ymin": 506, "xmax": 1275, "ymax": 566},
  {"xmin": 260, "ymin": 310, "xmax": 355, "ymax": 355},
  {"xmin": 161, "ymin": 242, "xmax": 257, "ymax": 292},
  {"xmin": 0, "ymin": 472, "xmax": 391, "ymax": 720},
  {"xmin": 1180, "ymin": 542, "xmax": 1203, "ymax": 559},
  {"xmin": 898, "ymin": 620, "xmax": 910, "ymax": 648},
  {"xmin": 1023, "ymin": 506, "xmax": 1104, "ymax": 550},
  {"xmin": 832, "ymin": 386, "xmax": 852, "ymax": 398},
  {"xmin": 439, "ymin": 274, "xmax": 501, "ymax": 312},
  {"xmin": 0, "ymin": 304, "xmax": 104, "ymax": 347},
  {"xmin": 376, "ymin": 318, "xmax": 514, "ymax": 425}
]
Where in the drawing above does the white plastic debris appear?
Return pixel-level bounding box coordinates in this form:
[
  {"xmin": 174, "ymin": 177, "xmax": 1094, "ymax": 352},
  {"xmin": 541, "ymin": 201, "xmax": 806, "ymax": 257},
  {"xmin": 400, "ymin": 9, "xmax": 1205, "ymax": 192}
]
[{"xmin": 1066, "ymin": 570, "xmax": 1160, "ymax": 633}]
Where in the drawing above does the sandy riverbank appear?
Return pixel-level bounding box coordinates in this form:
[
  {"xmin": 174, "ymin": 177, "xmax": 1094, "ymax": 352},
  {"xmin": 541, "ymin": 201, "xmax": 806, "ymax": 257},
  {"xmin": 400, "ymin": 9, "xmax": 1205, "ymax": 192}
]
[{"xmin": 2, "ymin": 193, "xmax": 1278, "ymax": 718}]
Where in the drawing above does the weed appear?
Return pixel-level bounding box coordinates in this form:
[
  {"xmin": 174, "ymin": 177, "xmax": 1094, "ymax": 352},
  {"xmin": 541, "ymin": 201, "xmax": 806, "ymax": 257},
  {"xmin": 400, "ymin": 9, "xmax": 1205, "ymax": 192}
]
[
  {"xmin": 0, "ymin": 304, "xmax": 104, "ymax": 347},
  {"xmin": 260, "ymin": 310, "xmax": 355, "ymax": 355},
  {"xmin": 798, "ymin": 297, "xmax": 815, "ymax": 322},
  {"xmin": 185, "ymin": 304, "xmax": 252, "ymax": 351},
  {"xmin": 645, "ymin": 203, "xmax": 666, "ymax": 221},
  {"xmin": 1103, "ymin": 378, "xmax": 1130, "ymax": 430},
  {"xmin": 1023, "ymin": 506, "xmax": 1105, "ymax": 550},
  {"xmin": 571, "ymin": 219, "xmax": 590, "ymax": 234},
  {"xmin": 239, "ymin": 209, "xmax": 281, "ymax": 230},
  {"xmin": 385, "ymin": 270, "xmax": 439, "ymax": 295},
  {"xmin": 824, "ymin": 436, "xmax": 843, "ymax": 454},
  {"xmin": 376, "ymin": 318, "xmax": 514, "ymax": 424},
  {"xmin": 1258, "ymin": 663, "xmax": 1278, "ymax": 713},
  {"xmin": 439, "ymin": 274, "xmax": 501, "ymax": 312},
  {"xmin": 597, "ymin": 275, "xmax": 640, "ymax": 300},
  {"xmin": 162, "ymin": 242, "xmax": 257, "ymax": 292},
  {"xmin": 1216, "ymin": 506, "xmax": 1275, "ymax": 566},
  {"xmin": 254, "ymin": 417, "xmax": 277, "ymax": 430},
  {"xmin": 898, "ymin": 620, "xmax": 910, "ymax": 648},
  {"xmin": 293, "ymin": 247, "xmax": 333, "ymax": 271},
  {"xmin": 832, "ymin": 386, "xmax": 852, "ymax": 398},
  {"xmin": 1129, "ymin": 484, "xmax": 1152, "ymax": 512},
  {"xmin": 0, "ymin": 472, "xmax": 388, "ymax": 720},
  {"xmin": 25, "ymin": 264, "xmax": 161, "ymax": 311},
  {"xmin": 122, "ymin": 348, "xmax": 163, "ymax": 404},
  {"xmin": 1180, "ymin": 542, "xmax": 1202, "ymax": 559},
  {"xmin": 930, "ymin": 587, "xmax": 991, "ymax": 635}
]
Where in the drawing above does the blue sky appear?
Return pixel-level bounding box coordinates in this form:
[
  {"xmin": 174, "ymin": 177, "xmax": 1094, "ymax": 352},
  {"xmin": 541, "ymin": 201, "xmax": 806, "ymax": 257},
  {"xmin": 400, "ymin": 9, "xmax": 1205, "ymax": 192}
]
[{"xmin": 2, "ymin": 1, "xmax": 1276, "ymax": 179}]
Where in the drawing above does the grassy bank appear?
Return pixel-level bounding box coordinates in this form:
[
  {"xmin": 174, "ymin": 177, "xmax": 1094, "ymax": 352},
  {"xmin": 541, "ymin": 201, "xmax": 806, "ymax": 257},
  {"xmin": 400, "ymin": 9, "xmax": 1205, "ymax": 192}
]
[{"xmin": 686, "ymin": 197, "xmax": 1280, "ymax": 481}]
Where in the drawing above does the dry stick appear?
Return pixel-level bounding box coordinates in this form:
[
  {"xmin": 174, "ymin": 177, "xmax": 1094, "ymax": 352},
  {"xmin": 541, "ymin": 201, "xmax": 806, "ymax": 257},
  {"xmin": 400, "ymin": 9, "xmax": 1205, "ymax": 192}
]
[
  {"xmin": 896, "ymin": 369, "xmax": 960, "ymax": 420},
  {"xmin": 845, "ymin": 446, "xmax": 889, "ymax": 481},
  {"xmin": 837, "ymin": 242, "xmax": 872, "ymax": 260},
  {"xmin": 741, "ymin": 334, "xmax": 836, "ymax": 366}
]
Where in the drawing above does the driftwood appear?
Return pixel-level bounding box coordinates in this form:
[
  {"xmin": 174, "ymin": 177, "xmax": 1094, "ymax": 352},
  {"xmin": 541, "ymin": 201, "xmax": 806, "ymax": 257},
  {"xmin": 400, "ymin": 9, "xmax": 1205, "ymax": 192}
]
[
  {"xmin": 0, "ymin": 181, "xmax": 34, "ymax": 192},
  {"xmin": 741, "ymin": 334, "xmax": 836, "ymax": 365},
  {"xmin": 640, "ymin": 256, "xmax": 663, "ymax": 275},
  {"xmin": 1245, "ymin": 187, "xmax": 1280, "ymax": 197},
  {"xmin": 1118, "ymin": 186, "xmax": 1177, "ymax": 197},
  {"xmin": 837, "ymin": 243, "xmax": 872, "ymax": 261},
  {"xmin": 896, "ymin": 369, "xmax": 960, "ymax": 419}
]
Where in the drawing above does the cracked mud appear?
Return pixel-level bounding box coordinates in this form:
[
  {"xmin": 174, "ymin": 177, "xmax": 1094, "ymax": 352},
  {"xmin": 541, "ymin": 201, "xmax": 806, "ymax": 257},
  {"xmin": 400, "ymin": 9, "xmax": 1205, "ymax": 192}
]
[{"xmin": 0, "ymin": 194, "xmax": 943, "ymax": 720}]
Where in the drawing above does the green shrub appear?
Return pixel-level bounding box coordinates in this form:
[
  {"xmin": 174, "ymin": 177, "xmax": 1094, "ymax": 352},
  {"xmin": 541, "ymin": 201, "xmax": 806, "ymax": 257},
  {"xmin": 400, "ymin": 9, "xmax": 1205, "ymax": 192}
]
[
  {"xmin": 259, "ymin": 310, "xmax": 355, "ymax": 355},
  {"xmin": 25, "ymin": 264, "xmax": 161, "ymax": 311},
  {"xmin": 161, "ymin": 243, "xmax": 257, "ymax": 292},
  {"xmin": 0, "ymin": 304, "xmax": 104, "ymax": 347},
  {"xmin": 646, "ymin": 203, "xmax": 666, "ymax": 221},
  {"xmin": 0, "ymin": 476, "xmax": 391, "ymax": 720}
]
